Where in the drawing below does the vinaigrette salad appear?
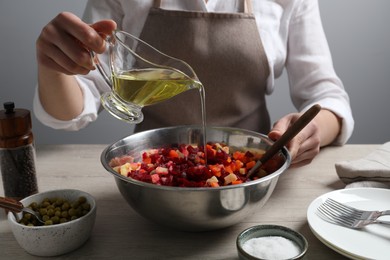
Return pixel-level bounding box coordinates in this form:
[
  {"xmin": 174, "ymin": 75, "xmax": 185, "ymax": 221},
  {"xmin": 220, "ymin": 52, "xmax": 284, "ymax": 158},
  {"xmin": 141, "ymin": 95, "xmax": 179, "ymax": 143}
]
[{"xmin": 109, "ymin": 142, "xmax": 282, "ymax": 187}]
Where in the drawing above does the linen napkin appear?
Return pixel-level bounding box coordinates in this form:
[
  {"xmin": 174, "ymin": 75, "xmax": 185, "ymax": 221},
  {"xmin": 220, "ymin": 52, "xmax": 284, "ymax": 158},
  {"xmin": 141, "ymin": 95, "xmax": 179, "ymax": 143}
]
[{"xmin": 335, "ymin": 142, "xmax": 390, "ymax": 189}]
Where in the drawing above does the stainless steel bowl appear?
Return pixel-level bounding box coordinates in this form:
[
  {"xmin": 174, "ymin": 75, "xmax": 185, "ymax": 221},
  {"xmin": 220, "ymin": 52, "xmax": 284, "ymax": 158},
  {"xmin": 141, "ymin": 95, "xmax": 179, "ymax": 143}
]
[{"xmin": 101, "ymin": 125, "xmax": 291, "ymax": 232}]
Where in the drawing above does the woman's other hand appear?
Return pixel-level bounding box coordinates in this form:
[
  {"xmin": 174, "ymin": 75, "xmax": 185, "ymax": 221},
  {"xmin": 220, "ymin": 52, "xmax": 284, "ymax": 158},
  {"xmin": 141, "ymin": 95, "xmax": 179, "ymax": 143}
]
[{"xmin": 268, "ymin": 109, "xmax": 341, "ymax": 168}]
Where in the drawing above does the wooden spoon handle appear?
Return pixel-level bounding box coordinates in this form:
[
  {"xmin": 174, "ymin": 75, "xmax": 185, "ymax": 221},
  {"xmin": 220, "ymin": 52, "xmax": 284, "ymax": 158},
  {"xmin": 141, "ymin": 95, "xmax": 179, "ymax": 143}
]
[
  {"xmin": 261, "ymin": 104, "xmax": 322, "ymax": 164},
  {"xmin": 0, "ymin": 196, "xmax": 24, "ymax": 213},
  {"xmin": 247, "ymin": 104, "xmax": 322, "ymax": 178}
]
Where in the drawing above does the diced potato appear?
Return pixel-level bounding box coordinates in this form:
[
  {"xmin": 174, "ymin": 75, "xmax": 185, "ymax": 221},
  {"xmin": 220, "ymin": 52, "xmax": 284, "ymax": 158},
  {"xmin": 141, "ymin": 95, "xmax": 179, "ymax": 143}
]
[{"xmin": 224, "ymin": 173, "xmax": 238, "ymax": 185}]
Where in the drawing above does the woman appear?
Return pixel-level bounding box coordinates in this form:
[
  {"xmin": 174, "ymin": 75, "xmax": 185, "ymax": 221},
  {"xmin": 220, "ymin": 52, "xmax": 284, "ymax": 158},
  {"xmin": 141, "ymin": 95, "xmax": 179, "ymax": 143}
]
[{"xmin": 34, "ymin": 0, "xmax": 354, "ymax": 167}]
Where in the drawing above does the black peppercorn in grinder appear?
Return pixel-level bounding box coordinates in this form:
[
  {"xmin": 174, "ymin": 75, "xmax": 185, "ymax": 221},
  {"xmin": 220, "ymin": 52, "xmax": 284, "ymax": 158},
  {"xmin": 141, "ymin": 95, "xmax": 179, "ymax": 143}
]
[{"xmin": 0, "ymin": 102, "xmax": 38, "ymax": 200}]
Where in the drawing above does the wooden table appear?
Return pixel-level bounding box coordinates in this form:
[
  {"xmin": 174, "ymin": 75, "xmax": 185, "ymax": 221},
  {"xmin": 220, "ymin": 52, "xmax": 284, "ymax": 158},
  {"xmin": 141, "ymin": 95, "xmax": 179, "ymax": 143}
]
[{"xmin": 0, "ymin": 144, "xmax": 379, "ymax": 259}]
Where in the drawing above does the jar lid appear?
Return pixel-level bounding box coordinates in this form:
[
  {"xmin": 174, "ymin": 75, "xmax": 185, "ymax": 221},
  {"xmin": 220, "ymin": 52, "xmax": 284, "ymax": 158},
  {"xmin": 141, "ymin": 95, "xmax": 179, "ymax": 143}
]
[{"xmin": 0, "ymin": 102, "xmax": 33, "ymax": 147}]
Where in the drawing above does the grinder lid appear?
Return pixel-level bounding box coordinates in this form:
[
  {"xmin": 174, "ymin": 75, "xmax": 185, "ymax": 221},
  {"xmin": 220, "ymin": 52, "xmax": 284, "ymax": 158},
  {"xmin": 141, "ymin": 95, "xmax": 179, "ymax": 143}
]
[{"xmin": 0, "ymin": 102, "xmax": 33, "ymax": 148}]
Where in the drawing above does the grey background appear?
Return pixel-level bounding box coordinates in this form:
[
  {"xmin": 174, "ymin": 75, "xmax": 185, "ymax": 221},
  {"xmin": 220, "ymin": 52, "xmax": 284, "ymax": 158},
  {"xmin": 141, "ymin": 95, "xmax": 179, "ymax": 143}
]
[{"xmin": 0, "ymin": 0, "xmax": 389, "ymax": 145}]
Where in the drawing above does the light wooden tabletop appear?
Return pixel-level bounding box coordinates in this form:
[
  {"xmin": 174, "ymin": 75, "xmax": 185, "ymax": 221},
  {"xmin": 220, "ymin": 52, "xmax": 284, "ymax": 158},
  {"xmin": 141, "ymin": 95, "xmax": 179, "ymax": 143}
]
[{"xmin": 0, "ymin": 144, "xmax": 379, "ymax": 259}]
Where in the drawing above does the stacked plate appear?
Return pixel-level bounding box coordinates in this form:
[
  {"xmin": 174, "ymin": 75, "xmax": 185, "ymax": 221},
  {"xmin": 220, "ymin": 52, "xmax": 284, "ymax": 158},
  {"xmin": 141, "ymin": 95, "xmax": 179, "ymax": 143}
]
[{"xmin": 307, "ymin": 188, "xmax": 390, "ymax": 260}]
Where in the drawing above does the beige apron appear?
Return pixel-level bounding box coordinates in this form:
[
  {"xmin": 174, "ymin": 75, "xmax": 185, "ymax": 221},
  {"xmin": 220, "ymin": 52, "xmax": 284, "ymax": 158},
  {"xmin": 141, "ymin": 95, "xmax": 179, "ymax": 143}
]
[{"xmin": 135, "ymin": 0, "xmax": 270, "ymax": 133}]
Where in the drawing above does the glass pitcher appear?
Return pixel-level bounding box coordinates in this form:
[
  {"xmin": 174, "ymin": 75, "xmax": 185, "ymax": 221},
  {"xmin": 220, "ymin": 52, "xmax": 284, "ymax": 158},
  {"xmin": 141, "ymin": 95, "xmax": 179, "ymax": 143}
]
[{"xmin": 92, "ymin": 30, "xmax": 202, "ymax": 123}]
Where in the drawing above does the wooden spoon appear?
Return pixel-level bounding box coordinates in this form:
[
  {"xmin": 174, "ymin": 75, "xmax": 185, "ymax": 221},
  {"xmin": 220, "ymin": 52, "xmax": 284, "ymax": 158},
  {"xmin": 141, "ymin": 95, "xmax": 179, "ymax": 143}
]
[{"xmin": 247, "ymin": 104, "xmax": 322, "ymax": 179}]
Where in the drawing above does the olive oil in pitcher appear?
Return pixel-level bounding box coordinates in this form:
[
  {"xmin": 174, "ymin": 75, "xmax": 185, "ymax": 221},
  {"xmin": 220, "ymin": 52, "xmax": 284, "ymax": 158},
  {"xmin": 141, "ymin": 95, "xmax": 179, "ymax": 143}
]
[
  {"xmin": 95, "ymin": 30, "xmax": 206, "ymax": 124},
  {"xmin": 113, "ymin": 68, "xmax": 203, "ymax": 107}
]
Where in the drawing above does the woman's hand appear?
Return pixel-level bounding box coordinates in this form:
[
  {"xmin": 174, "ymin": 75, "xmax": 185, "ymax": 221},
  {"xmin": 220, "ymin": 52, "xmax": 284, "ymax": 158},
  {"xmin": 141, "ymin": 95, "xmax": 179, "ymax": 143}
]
[
  {"xmin": 36, "ymin": 12, "xmax": 117, "ymax": 75},
  {"xmin": 36, "ymin": 12, "xmax": 116, "ymax": 121},
  {"xmin": 268, "ymin": 111, "xmax": 321, "ymax": 168},
  {"xmin": 268, "ymin": 109, "xmax": 341, "ymax": 168}
]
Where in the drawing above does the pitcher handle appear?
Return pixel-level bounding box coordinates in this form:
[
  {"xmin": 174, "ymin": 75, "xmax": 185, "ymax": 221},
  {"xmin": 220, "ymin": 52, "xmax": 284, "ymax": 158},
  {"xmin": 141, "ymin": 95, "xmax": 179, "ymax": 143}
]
[{"xmin": 90, "ymin": 51, "xmax": 112, "ymax": 88}]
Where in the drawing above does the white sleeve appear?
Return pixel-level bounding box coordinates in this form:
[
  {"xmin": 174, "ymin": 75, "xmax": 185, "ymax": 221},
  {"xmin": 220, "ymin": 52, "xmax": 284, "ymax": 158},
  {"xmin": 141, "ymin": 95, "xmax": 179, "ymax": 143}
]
[
  {"xmin": 286, "ymin": 0, "xmax": 354, "ymax": 145},
  {"xmin": 33, "ymin": 72, "xmax": 105, "ymax": 131}
]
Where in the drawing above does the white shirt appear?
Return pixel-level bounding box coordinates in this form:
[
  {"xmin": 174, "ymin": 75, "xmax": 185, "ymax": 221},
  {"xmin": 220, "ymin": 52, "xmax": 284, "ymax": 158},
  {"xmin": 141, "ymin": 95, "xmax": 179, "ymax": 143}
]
[{"xmin": 33, "ymin": 0, "xmax": 354, "ymax": 144}]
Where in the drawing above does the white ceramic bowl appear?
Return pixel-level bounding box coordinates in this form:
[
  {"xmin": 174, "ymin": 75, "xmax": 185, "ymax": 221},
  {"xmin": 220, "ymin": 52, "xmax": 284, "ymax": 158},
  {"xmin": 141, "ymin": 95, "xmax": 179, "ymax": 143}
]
[{"xmin": 8, "ymin": 189, "xmax": 97, "ymax": 256}]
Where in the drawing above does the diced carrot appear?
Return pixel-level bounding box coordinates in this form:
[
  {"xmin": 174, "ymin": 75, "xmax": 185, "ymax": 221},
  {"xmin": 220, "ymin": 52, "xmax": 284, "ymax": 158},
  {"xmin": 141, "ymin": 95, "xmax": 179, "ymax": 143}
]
[
  {"xmin": 233, "ymin": 151, "xmax": 245, "ymax": 161},
  {"xmin": 225, "ymin": 165, "xmax": 234, "ymax": 174},
  {"xmin": 169, "ymin": 150, "xmax": 179, "ymax": 158},
  {"xmin": 207, "ymin": 144, "xmax": 217, "ymax": 156},
  {"xmin": 246, "ymin": 160, "xmax": 256, "ymax": 169},
  {"xmin": 210, "ymin": 182, "xmax": 220, "ymax": 187},
  {"xmin": 143, "ymin": 157, "xmax": 152, "ymax": 164},
  {"xmin": 235, "ymin": 160, "xmax": 244, "ymax": 169},
  {"xmin": 209, "ymin": 165, "xmax": 222, "ymax": 177},
  {"xmin": 232, "ymin": 180, "xmax": 243, "ymax": 185},
  {"xmin": 228, "ymin": 163, "xmax": 236, "ymax": 172},
  {"xmin": 209, "ymin": 165, "xmax": 220, "ymax": 172}
]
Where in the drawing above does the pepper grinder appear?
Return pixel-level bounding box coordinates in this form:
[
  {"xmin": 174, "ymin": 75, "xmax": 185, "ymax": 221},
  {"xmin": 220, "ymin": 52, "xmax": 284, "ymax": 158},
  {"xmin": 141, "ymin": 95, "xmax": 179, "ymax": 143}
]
[{"xmin": 0, "ymin": 102, "xmax": 38, "ymax": 200}]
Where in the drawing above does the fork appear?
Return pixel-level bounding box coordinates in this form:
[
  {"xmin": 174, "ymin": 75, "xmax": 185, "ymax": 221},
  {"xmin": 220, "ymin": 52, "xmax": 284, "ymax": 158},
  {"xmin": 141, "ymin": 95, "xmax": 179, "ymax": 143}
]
[{"xmin": 316, "ymin": 198, "xmax": 390, "ymax": 229}]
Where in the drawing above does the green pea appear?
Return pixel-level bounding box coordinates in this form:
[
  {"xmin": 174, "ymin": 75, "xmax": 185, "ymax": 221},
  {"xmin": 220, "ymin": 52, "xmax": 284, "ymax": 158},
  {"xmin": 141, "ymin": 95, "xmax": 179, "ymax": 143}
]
[
  {"xmin": 42, "ymin": 201, "xmax": 50, "ymax": 208},
  {"xmin": 61, "ymin": 202, "xmax": 70, "ymax": 211},
  {"xmin": 55, "ymin": 198, "xmax": 64, "ymax": 206},
  {"xmin": 39, "ymin": 208, "xmax": 47, "ymax": 216},
  {"xmin": 51, "ymin": 216, "xmax": 60, "ymax": 224},
  {"xmin": 61, "ymin": 211, "xmax": 68, "ymax": 218},
  {"xmin": 47, "ymin": 208, "xmax": 54, "ymax": 217},
  {"xmin": 29, "ymin": 202, "xmax": 38, "ymax": 210},
  {"xmin": 68, "ymin": 208, "xmax": 77, "ymax": 217},
  {"xmin": 44, "ymin": 220, "xmax": 53, "ymax": 226},
  {"xmin": 60, "ymin": 218, "xmax": 68, "ymax": 223}
]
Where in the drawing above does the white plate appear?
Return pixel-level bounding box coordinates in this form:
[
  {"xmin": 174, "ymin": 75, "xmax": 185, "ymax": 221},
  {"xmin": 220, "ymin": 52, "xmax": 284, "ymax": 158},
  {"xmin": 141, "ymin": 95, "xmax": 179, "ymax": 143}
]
[{"xmin": 307, "ymin": 188, "xmax": 390, "ymax": 260}]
